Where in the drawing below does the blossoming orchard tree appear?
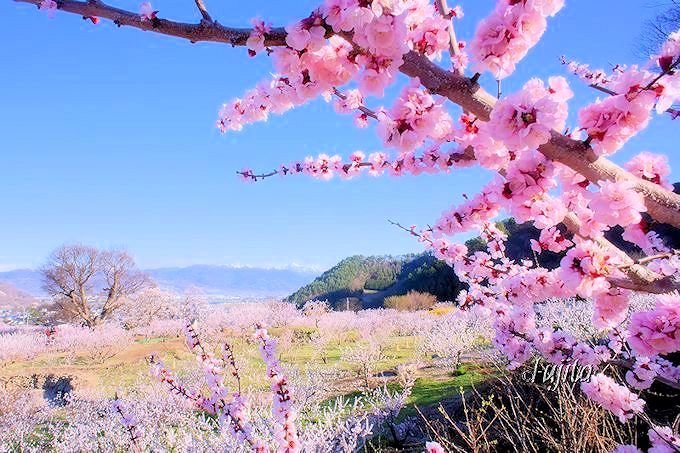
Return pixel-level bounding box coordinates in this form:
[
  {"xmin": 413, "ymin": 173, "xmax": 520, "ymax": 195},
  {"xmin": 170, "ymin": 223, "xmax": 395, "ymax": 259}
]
[{"xmin": 16, "ymin": 0, "xmax": 680, "ymax": 450}]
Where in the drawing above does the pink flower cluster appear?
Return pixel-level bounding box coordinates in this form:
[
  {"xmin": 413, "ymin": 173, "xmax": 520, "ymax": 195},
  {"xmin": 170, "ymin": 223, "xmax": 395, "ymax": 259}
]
[
  {"xmin": 424, "ymin": 441, "xmax": 446, "ymax": 453},
  {"xmin": 242, "ymin": 146, "xmax": 472, "ymax": 182},
  {"xmin": 627, "ymin": 292, "xmax": 680, "ymax": 357},
  {"xmin": 487, "ymin": 76, "xmax": 572, "ymax": 151},
  {"xmin": 39, "ymin": 0, "xmax": 57, "ymax": 18},
  {"xmin": 530, "ymin": 226, "xmax": 573, "ymax": 254},
  {"xmin": 246, "ymin": 19, "xmax": 272, "ymax": 56},
  {"xmin": 588, "ymin": 180, "xmax": 647, "ymax": 228},
  {"xmin": 560, "ymin": 55, "xmax": 620, "ymax": 87},
  {"xmin": 218, "ymin": 36, "xmax": 358, "ymax": 132},
  {"xmin": 227, "ymin": 0, "xmax": 461, "ymax": 134},
  {"xmin": 580, "ymin": 373, "xmax": 645, "ymax": 423},
  {"xmin": 111, "ymin": 398, "xmax": 142, "ymax": 448},
  {"xmin": 559, "ymin": 240, "xmax": 621, "ymax": 298},
  {"xmin": 463, "ymin": 122, "xmax": 510, "ymax": 171},
  {"xmin": 434, "ymin": 181, "xmax": 503, "ymax": 236},
  {"xmin": 470, "ymin": 0, "xmax": 564, "ymax": 79},
  {"xmin": 139, "ymin": 2, "xmax": 157, "ymax": 22},
  {"xmin": 500, "ymin": 151, "xmax": 566, "ymax": 228},
  {"xmin": 255, "ymin": 326, "xmax": 300, "ymax": 453},
  {"xmin": 648, "ymin": 424, "xmax": 680, "ymax": 453},
  {"xmin": 592, "ymin": 287, "xmax": 630, "ymax": 330},
  {"xmin": 578, "ymin": 68, "xmax": 657, "ymax": 155},
  {"xmin": 624, "ymin": 152, "xmax": 673, "ymax": 190},
  {"xmin": 147, "ymin": 323, "xmax": 307, "ymax": 450},
  {"xmin": 622, "ymin": 222, "xmax": 668, "ymax": 255},
  {"xmin": 376, "ymin": 79, "xmax": 453, "ymax": 152}
]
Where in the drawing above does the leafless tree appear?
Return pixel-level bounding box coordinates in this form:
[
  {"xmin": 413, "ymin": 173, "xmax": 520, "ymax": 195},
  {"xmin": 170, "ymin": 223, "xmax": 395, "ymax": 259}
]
[
  {"xmin": 99, "ymin": 248, "xmax": 151, "ymax": 321},
  {"xmin": 41, "ymin": 245, "xmax": 151, "ymax": 326},
  {"xmin": 639, "ymin": 1, "xmax": 680, "ymax": 57}
]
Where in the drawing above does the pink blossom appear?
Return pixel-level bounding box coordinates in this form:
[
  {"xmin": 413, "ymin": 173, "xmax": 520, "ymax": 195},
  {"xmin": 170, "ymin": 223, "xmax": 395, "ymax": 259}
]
[
  {"xmin": 139, "ymin": 2, "xmax": 157, "ymax": 22},
  {"xmin": 559, "ymin": 240, "xmax": 620, "ymax": 298},
  {"xmin": 592, "ymin": 287, "xmax": 630, "ymax": 329},
  {"xmin": 649, "ymin": 425, "xmax": 680, "ymax": 453},
  {"xmin": 39, "ymin": 0, "xmax": 57, "ymax": 18},
  {"xmin": 624, "ymin": 152, "xmax": 672, "ymax": 189},
  {"xmin": 578, "ymin": 92, "xmax": 655, "ymax": 156},
  {"xmin": 627, "ymin": 292, "xmax": 680, "ymax": 356},
  {"xmin": 376, "ymin": 79, "xmax": 452, "ymax": 152},
  {"xmin": 246, "ymin": 19, "xmax": 271, "ymax": 55},
  {"xmin": 588, "ymin": 180, "xmax": 647, "ymax": 227},
  {"xmin": 530, "ymin": 226, "xmax": 573, "ymax": 254},
  {"xmin": 622, "ymin": 223, "xmax": 667, "ymax": 255},
  {"xmin": 470, "ymin": 0, "xmax": 562, "ymax": 79},
  {"xmin": 625, "ymin": 356, "xmax": 660, "ymax": 390},
  {"xmin": 488, "ymin": 77, "xmax": 572, "ymax": 151},
  {"xmin": 285, "ymin": 13, "xmax": 326, "ymax": 51},
  {"xmin": 425, "ymin": 441, "xmax": 446, "ymax": 453},
  {"xmin": 580, "ymin": 373, "xmax": 645, "ymax": 423}
]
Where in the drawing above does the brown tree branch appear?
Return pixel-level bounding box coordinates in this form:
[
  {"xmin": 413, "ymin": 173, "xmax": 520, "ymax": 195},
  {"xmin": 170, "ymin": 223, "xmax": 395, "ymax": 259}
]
[
  {"xmin": 15, "ymin": 0, "xmax": 287, "ymax": 46},
  {"xmin": 398, "ymin": 52, "xmax": 680, "ymax": 228},
  {"xmin": 391, "ymin": 214, "xmax": 679, "ymax": 294},
  {"xmin": 434, "ymin": 0, "xmax": 464, "ymax": 76},
  {"xmin": 193, "ymin": 0, "xmax": 212, "ymax": 23},
  {"xmin": 15, "ymin": 0, "xmax": 680, "ymax": 228}
]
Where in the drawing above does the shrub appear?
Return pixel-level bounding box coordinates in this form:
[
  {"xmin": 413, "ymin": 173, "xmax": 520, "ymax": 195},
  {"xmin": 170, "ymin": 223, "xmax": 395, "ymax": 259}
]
[{"xmin": 384, "ymin": 291, "xmax": 437, "ymax": 311}]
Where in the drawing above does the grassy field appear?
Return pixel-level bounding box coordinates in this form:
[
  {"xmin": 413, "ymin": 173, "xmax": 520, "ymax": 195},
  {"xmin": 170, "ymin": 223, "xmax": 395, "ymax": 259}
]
[{"xmin": 0, "ymin": 327, "xmax": 495, "ymax": 417}]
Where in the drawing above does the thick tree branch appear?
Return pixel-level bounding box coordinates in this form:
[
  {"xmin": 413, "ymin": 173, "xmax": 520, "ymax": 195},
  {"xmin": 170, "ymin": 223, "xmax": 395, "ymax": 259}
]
[
  {"xmin": 16, "ymin": 0, "xmax": 680, "ymax": 227},
  {"xmin": 398, "ymin": 52, "xmax": 680, "ymax": 228},
  {"xmin": 15, "ymin": 0, "xmax": 287, "ymax": 46}
]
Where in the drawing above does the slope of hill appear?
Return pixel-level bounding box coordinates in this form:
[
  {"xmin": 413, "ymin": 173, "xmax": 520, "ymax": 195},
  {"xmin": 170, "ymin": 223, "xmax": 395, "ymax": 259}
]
[
  {"xmin": 287, "ymin": 254, "xmax": 462, "ymax": 308},
  {"xmin": 0, "ymin": 265, "xmax": 320, "ymax": 298}
]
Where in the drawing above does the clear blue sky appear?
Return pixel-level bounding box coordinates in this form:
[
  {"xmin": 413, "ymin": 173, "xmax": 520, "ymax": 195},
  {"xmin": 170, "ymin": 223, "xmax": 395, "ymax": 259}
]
[{"xmin": 1, "ymin": 0, "xmax": 677, "ymax": 271}]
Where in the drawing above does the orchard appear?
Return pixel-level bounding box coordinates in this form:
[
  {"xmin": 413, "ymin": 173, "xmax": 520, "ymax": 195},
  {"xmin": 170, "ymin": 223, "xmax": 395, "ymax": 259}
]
[{"xmin": 7, "ymin": 0, "xmax": 680, "ymax": 451}]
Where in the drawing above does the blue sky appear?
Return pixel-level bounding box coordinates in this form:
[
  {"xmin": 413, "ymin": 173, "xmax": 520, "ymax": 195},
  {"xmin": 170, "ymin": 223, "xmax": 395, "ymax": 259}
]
[{"xmin": 0, "ymin": 0, "xmax": 678, "ymax": 271}]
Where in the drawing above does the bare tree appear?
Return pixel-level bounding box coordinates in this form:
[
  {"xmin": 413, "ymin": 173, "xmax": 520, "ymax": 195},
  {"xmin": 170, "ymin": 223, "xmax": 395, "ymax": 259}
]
[
  {"xmin": 99, "ymin": 249, "xmax": 151, "ymax": 321},
  {"xmin": 639, "ymin": 1, "xmax": 680, "ymax": 57},
  {"xmin": 41, "ymin": 245, "xmax": 150, "ymax": 326}
]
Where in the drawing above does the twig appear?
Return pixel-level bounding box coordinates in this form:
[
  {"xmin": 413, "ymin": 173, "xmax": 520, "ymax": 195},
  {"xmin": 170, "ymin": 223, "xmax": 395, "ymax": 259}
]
[
  {"xmin": 193, "ymin": 0, "xmax": 212, "ymax": 23},
  {"xmin": 387, "ymin": 219, "xmax": 431, "ymax": 242},
  {"xmin": 619, "ymin": 249, "xmax": 679, "ymax": 268},
  {"xmin": 332, "ymin": 88, "xmax": 379, "ymax": 120},
  {"xmin": 434, "ymin": 0, "xmax": 464, "ymax": 75}
]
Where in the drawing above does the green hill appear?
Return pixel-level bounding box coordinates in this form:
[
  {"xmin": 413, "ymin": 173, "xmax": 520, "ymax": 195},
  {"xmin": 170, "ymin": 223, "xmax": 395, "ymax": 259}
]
[{"xmin": 287, "ymin": 254, "xmax": 462, "ymax": 309}]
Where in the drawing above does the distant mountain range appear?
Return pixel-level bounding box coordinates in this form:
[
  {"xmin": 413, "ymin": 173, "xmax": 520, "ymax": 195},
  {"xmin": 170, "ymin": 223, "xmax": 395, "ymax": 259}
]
[
  {"xmin": 0, "ymin": 282, "xmax": 39, "ymax": 309},
  {"xmin": 0, "ymin": 265, "xmax": 321, "ymax": 298}
]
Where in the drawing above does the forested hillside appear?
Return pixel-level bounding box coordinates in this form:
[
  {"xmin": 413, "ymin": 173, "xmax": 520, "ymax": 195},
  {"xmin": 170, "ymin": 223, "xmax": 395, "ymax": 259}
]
[{"xmin": 287, "ymin": 254, "xmax": 462, "ymax": 308}]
